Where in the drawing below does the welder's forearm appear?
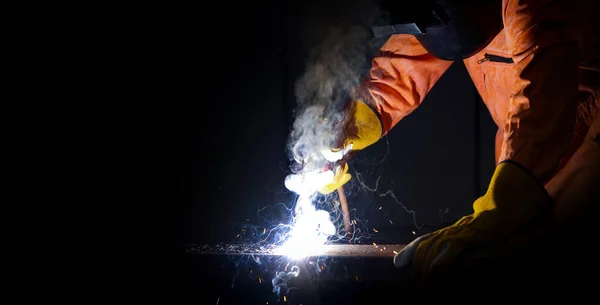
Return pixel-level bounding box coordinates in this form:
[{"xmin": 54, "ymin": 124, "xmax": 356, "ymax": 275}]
[
  {"xmin": 357, "ymin": 34, "xmax": 452, "ymax": 135},
  {"xmin": 499, "ymin": 0, "xmax": 579, "ymax": 184},
  {"xmin": 500, "ymin": 44, "xmax": 579, "ymax": 184}
]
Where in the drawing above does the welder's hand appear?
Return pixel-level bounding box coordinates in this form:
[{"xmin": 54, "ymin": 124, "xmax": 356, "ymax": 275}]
[
  {"xmin": 285, "ymin": 162, "xmax": 351, "ymax": 196},
  {"xmin": 317, "ymin": 99, "xmax": 383, "ymax": 194},
  {"xmin": 322, "ymin": 99, "xmax": 383, "ymax": 162},
  {"xmin": 317, "ymin": 162, "xmax": 352, "ymax": 194},
  {"xmin": 393, "ymin": 161, "xmax": 553, "ymax": 279}
]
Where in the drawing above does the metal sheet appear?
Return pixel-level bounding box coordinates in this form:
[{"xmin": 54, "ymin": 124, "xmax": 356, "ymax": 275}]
[{"xmin": 184, "ymin": 244, "xmax": 406, "ymax": 258}]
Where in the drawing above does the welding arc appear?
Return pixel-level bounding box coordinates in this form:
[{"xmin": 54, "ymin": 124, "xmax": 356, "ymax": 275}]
[{"xmin": 337, "ymin": 185, "xmax": 352, "ymax": 237}]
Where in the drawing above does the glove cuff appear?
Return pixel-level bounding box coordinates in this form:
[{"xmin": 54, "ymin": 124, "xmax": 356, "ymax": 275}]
[{"xmin": 473, "ymin": 160, "xmax": 552, "ymax": 219}]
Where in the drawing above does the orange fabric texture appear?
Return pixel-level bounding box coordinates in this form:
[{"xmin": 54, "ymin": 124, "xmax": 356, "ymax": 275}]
[
  {"xmin": 359, "ymin": 0, "xmax": 600, "ymax": 185},
  {"xmin": 357, "ymin": 35, "xmax": 453, "ymax": 135}
]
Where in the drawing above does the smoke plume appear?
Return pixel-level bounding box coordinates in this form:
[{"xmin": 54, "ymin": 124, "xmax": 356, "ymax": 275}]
[{"xmin": 287, "ymin": 24, "xmax": 376, "ymax": 172}]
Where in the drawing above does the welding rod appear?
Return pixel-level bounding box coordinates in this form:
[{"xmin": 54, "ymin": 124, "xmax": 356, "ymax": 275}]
[{"xmin": 337, "ymin": 185, "xmax": 352, "ymax": 236}]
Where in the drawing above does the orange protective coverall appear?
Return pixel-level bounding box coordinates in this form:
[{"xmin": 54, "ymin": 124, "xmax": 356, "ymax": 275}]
[{"xmin": 358, "ymin": 0, "xmax": 600, "ymax": 192}]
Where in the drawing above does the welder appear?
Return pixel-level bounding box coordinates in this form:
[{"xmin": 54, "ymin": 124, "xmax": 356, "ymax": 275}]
[{"xmin": 299, "ymin": 0, "xmax": 600, "ymax": 281}]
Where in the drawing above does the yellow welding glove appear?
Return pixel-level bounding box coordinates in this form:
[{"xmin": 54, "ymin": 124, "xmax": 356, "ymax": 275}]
[
  {"xmin": 341, "ymin": 98, "xmax": 384, "ymax": 151},
  {"xmin": 318, "ymin": 163, "xmax": 352, "ymax": 194},
  {"xmin": 393, "ymin": 160, "xmax": 553, "ymax": 279},
  {"xmin": 318, "ymin": 99, "xmax": 383, "ymax": 195}
]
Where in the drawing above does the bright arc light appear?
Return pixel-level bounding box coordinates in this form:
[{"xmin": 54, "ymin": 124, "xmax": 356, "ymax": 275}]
[{"xmin": 276, "ymin": 175, "xmax": 337, "ymax": 259}]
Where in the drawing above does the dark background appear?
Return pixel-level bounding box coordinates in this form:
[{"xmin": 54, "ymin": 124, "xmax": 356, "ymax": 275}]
[{"xmin": 174, "ymin": 0, "xmax": 500, "ymax": 303}]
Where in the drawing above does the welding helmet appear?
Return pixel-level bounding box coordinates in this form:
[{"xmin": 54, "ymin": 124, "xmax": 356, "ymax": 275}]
[{"xmin": 372, "ymin": 0, "xmax": 503, "ymax": 60}]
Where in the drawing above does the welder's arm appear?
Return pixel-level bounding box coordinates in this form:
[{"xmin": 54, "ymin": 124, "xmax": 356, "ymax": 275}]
[
  {"xmin": 499, "ymin": 0, "xmax": 579, "ymax": 184},
  {"xmin": 318, "ymin": 34, "xmax": 453, "ymax": 194},
  {"xmin": 357, "ymin": 34, "xmax": 453, "ymax": 135}
]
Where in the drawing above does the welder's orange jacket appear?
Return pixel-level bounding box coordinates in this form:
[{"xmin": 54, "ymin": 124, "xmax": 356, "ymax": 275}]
[{"xmin": 358, "ymin": 0, "xmax": 600, "ymax": 185}]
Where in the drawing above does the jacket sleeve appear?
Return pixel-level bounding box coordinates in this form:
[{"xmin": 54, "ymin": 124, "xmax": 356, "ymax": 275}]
[
  {"xmin": 356, "ymin": 34, "xmax": 453, "ymax": 135},
  {"xmin": 499, "ymin": 0, "xmax": 582, "ymax": 183}
]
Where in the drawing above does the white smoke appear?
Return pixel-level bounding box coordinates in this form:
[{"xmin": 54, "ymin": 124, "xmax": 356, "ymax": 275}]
[
  {"xmin": 287, "ymin": 25, "xmax": 375, "ymax": 172},
  {"xmin": 271, "ymin": 265, "xmax": 300, "ymax": 297},
  {"xmin": 272, "ymin": 4, "xmax": 389, "ymax": 299}
]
